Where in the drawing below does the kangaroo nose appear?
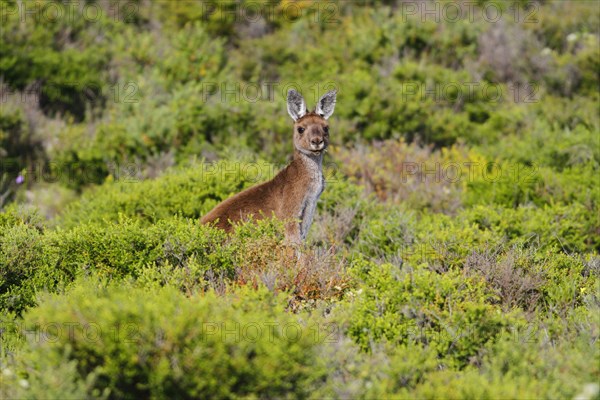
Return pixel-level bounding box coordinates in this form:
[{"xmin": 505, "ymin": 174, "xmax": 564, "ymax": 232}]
[{"xmin": 311, "ymin": 138, "xmax": 323, "ymax": 146}]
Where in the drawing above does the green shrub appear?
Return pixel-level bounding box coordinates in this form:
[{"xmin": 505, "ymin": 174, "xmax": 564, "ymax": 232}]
[
  {"xmin": 354, "ymin": 206, "xmax": 416, "ymax": 261},
  {"xmin": 461, "ymin": 203, "xmax": 599, "ymax": 253},
  {"xmin": 313, "ymin": 339, "xmax": 440, "ymax": 398},
  {"xmin": 49, "ymin": 217, "xmax": 233, "ymax": 280},
  {"xmin": 404, "ymin": 331, "xmax": 599, "ymax": 399},
  {"xmin": 0, "ymin": 207, "xmax": 63, "ymax": 316},
  {"xmin": 1, "ymin": 1, "xmax": 598, "ymax": 397},
  {"xmin": 467, "ymin": 163, "xmax": 599, "ymax": 210},
  {"xmin": 347, "ymin": 259, "xmax": 512, "ymax": 368},
  {"xmin": 473, "ymin": 96, "xmax": 599, "ymax": 168},
  {"xmin": 3, "ymin": 208, "xmax": 347, "ymax": 318},
  {"xmin": 407, "ymin": 203, "xmax": 599, "ymax": 270},
  {"xmin": 0, "ymin": 0, "xmax": 115, "ymax": 120},
  {"xmin": 58, "ymin": 161, "xmax": 273, "ymax": 228},
  {"xmin": 464, "ymin": 245, "xmax": 597, "ymax": 314},
  {"xmin": 3, "ymin": 281, "xmax": 326, "ymax": 399}
]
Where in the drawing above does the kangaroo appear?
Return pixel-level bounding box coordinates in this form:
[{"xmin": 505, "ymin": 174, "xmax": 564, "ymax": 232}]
[{"xmin": 200, "ymin": 89, "xmax": 337, "ymax": 243}]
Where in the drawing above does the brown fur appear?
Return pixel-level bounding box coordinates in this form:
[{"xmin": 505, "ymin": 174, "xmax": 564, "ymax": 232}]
[{"xmin": 200, "ymin": 110, "xmax": 332, "ymax": 243}]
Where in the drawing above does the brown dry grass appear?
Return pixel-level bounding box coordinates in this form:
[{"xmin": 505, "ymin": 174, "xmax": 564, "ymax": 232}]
[
  {"xmin": 464, "ymin": 247, "xmax": 546, "ymax": 312},
  {"xmin": 231, "ymin": 235, "xmax": 352, "ymax": 311}
]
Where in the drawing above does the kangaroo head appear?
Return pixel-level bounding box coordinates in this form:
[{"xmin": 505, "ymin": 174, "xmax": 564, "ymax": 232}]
[{"xmin": 287, "ymin": 89, "xmax": 337, "ymax": 156}]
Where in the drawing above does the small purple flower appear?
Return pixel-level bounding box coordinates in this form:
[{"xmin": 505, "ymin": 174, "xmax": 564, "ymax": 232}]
[{"xmin": 15, "ymin": 175, "xmax": 24, "ymax": 185}]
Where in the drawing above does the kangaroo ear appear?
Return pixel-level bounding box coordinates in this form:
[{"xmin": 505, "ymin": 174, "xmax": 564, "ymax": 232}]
[
  {"xmin": 287, "ymin": 89, "xmax": 307, "ymax": 121},
  {"xmin": 316, "ymin": 90, "xmax": 337, "ymax": 119}
]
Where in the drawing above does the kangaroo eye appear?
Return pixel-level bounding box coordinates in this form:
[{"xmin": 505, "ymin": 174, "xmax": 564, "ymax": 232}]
[
  {"xmin": 323, "ymin": 126, "xmax": 329, "ymax": 134},
  {"xmin": 297, "ymin": 127, "xmax": 305, "ymax": 134}
]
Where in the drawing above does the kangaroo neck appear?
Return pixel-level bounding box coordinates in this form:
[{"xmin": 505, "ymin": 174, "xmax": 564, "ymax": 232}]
[{"xmin": 293, "ymin": 149, "xmax": 323, "ymax": 176}]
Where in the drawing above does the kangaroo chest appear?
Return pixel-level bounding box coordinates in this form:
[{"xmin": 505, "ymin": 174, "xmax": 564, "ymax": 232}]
[{"xmin": 298, "ymin": 162, "xmax": 324, "ymax": 240}]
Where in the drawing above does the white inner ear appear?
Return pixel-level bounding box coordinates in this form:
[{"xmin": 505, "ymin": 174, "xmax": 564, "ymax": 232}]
[
  {"xmin": 316, "ymin": 91, "xmax": 336, "ymax": 120},
  {"xmin": 287, "ymin": 91, "xmax": 307, "ymax": 121}
]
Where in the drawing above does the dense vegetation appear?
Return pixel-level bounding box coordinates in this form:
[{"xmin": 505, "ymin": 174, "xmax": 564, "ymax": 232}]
[{"xmin": 1, "ymin": 0, "xmax": 598, "ymax": 398}]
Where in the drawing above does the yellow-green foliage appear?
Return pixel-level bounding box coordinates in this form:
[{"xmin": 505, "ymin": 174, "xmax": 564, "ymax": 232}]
[
  {"xmin": 2, "ymin": 282, "xmax": 326, "ymax": 399},
  {"xmin": 348, "ymin": 259, "xmax": 510, "ymax": 366},
  {"xmin": 1, "ymin": 0, "xmax": 599, "ymax": 398},
  {"xmin": 58, "ymin": 160, "xmax": 276, "ymax": 228}
]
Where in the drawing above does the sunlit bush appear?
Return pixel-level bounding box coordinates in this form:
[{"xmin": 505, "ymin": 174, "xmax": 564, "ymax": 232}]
[{"xmin": 3, "ymin": 282, "xmax": 326, "ymax": 399}]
